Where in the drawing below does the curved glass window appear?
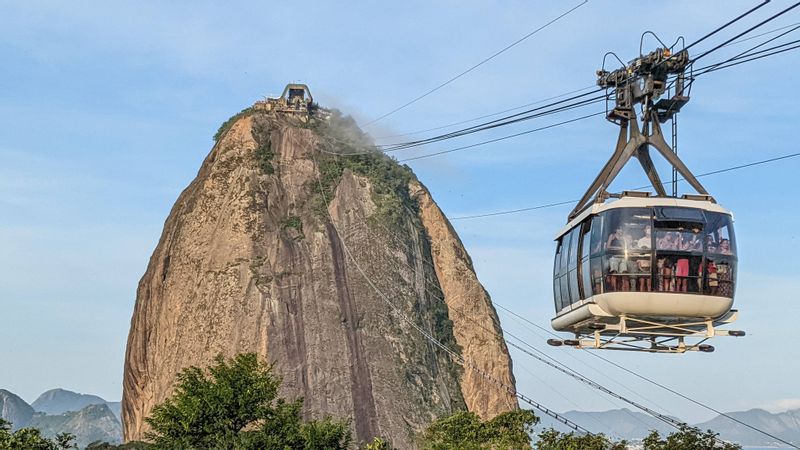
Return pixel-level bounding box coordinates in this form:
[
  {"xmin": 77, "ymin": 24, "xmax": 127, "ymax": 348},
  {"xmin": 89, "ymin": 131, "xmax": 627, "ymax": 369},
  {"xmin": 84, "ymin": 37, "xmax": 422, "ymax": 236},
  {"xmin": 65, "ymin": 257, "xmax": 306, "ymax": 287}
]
[
  {"xmin": 567, "ymin": 228, "xmax": 581, "ymax": 304},
  {"xmin": 580, "ymin": 222, "xmax": 592, "ymax": 299},
  {"xmin": 703, "ymin": 212, "xmax": 737, "ymax": 297},
  {"xmin": 553, "ymin": 238, "xmax": 564, "ymax": 311},
  {"xmin": 553, "ymin": 206, "xmax": 736, "ymax": 314},
  {"xmin": 601, "ymin": 208, "xmax": 652, "ymax": 293}
]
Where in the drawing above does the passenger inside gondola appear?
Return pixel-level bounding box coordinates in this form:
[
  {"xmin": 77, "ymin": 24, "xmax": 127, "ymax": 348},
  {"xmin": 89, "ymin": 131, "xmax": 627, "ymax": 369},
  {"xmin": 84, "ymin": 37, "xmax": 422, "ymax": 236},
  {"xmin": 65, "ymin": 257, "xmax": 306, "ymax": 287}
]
[
  {"xmin": 705, "ymin": 234, "xmax": 717, "ymax": 253},
  {"xmin": 719, "ymin": 238, "xmax": 732, "ymax": 255}
]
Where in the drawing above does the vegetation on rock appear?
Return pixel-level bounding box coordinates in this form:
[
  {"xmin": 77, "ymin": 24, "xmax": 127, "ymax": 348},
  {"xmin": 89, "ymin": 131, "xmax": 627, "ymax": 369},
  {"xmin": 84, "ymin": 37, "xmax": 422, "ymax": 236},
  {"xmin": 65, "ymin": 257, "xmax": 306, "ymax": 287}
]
[
  {"xmin": 310, "ymin": 111, "xmax": 418, "ymax": 229},
  {"xmin": 255, "ymin": 137, "xmax": 275, "ymax": 174},
  {"xmin": 281, "ymin": 215, "xmax": 303, "ymax": 233},
  {"xmin": 214, "ymin": 107, "xmax": 255, "ymax": 143}
]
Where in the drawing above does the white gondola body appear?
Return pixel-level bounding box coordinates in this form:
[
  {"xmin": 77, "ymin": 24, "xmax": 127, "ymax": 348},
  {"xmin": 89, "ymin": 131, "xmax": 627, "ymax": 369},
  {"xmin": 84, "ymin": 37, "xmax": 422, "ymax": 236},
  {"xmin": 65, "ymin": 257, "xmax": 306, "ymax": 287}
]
[{"xmin": 551, "ymin": 195, "xmax": 738, "ymax": 338}]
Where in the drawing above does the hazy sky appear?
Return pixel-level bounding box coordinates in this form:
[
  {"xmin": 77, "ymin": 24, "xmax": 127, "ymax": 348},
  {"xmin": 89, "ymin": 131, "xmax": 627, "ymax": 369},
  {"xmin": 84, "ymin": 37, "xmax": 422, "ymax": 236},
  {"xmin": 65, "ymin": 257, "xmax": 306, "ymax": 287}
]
[{"xmin": 1, "ymin": 0, "xmax": 798, "ymax": 428}]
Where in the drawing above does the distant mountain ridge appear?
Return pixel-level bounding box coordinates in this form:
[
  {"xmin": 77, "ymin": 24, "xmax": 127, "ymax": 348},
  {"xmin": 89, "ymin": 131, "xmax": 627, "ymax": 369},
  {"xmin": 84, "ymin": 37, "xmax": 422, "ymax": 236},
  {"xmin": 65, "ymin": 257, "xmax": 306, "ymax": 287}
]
[
  {"xmin": 539, "ymin": 407, "xmax": 800, "ymax": 447},
  {"xmin": 33, "ymin": 388, "xmax": 107, "ymax": 415},
  {"xmin": 0, "ymin": 388, "xmax": 122, "ymax": 448},
  {"xmin": 28, "ymin": 403, "xmax": 122, "ymax": 448},
  {"xmin": 697, "ymin": 408, "xmax": 800, "ymax": 447},
  {"xmin": 2, "ymin": 387, "xmax": 799, "ymax": 448}
]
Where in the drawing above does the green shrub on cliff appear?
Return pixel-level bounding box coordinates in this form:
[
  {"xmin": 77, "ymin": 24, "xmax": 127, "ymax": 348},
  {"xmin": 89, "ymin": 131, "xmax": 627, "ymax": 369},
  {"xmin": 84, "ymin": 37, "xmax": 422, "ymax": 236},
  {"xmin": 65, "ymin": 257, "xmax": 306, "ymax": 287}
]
[{"xmin": 310, "ymin": 111, "xmax": 418, "ymax": 229}]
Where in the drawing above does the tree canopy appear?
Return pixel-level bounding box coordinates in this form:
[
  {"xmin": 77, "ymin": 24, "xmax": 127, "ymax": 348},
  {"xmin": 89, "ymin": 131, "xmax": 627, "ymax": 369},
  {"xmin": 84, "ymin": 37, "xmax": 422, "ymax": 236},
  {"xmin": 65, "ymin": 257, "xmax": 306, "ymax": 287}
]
[
  {"xmin": 419, "ymin": 409, "xmax": 538, "ymax": 450},
  {"xmin": 642, "ymin": 426, "xmax": 742, "ymax": 450},
  {"xmin": 0, "ymin": 418, "xmax": 76, "ymax": 450},
  {"xmin": 29, "ymin": 353, "xmax": 743, "ymax": 450},
  {"xmin": 144, "ymin": 353, "xmax": 351, "ymax": 450}
]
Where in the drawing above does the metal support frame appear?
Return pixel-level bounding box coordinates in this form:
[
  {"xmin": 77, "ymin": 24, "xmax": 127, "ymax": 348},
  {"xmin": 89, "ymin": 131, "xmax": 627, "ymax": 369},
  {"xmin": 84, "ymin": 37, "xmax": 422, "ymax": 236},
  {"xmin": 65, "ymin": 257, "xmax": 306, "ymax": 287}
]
[
  {"xmin": 569, "ymin": 47, "xmax": 710, "ymax": 220},
  {"xmin": 550, "ymin": 313, "xmax": 744, "ymax": 353}
]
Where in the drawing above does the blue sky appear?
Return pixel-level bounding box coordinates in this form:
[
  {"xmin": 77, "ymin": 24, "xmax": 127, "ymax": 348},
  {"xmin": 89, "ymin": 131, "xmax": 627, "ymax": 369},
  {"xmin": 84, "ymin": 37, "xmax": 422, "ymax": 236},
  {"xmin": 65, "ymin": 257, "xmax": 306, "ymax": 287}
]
[{"xmin": 1, "ymin": 1, "xmax": 798, "ymax": 427}]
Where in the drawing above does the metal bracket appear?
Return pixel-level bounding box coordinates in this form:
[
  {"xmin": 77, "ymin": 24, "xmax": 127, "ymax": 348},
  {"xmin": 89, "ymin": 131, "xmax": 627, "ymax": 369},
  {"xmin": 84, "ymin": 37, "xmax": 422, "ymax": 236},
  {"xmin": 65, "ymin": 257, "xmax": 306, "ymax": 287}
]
[
  {"xmin": 569, "ymin": 49, "xmax": 709, "ymax": 220},
  {"xmin": 569, "ymin": 88, "xmax": 711, "ymax": 220},
  {"xmin": 548, "ymin": 314, "xmax": 745, "ymax": 354}
]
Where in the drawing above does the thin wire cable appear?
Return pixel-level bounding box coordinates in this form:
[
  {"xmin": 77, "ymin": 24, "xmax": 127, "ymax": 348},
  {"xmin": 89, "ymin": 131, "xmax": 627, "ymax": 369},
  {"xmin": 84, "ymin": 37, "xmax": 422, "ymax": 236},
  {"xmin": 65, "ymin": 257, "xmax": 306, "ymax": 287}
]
[
  {"xmin": 691, "ymin": 1, "xmax": 800, "ymax": 63},
  {"xmin": 683, "ymin": 0, "xmax": 771, "ymax": 51},
  {"xmin": 350, "ymin": 194, "xmax": 685, "ymax": 433},
  {"xmin": 380, "ymin": 91, "xmax": 607, "ymax": 151},
  {"xmin": 307, "ymin": 145, "xmax": 592, "ymax": 434},
  {"xmin": 693, "ymin": 22, "xmax": 800, "ymax": 74},
  {"xmin": 362, "ymin": 0, "xmax": 589, "ymax": 127},
  {"xmin": 723, "ymin": 21, "xmax": 800, "ymax": 46},
  {"xmin": 373, "ymin": 85, "xmax": 597, "ymax": 141},
  {"xmin": 373, "ymin": 20, "xmax": 799, "ymax": 145},
  {"xmin": 493, "ymin": 303, "xmax": 800, "ymax": 449},
  {"xmin": 447, "ymin": 305, "xmax": 685, "ymax": 431},
  {"xmin": 493, "ymin": 306, "xmax": 680, "ymax": 418},
  {"xmin": 695, "ymin": 38, "xmax": 800, "ymax": 75},
  {"xmin": 449, "ymin": 152, "xmax": 800, "ymax": 220},
  {"xmin": 509, "ymin": 357, "xmax": 627, "ymax": 436},
  {"xmin": 399, "ymin": 111, "xmax": 604, "ymax": 162}
]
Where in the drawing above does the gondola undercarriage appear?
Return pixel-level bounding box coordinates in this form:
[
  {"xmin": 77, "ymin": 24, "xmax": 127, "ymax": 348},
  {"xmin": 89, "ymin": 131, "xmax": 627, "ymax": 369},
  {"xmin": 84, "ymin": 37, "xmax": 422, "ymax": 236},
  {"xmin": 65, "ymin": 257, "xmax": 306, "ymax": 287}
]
[{"xmin": 548, "ymin": 305, "xmax": 744, "ymax": 353}]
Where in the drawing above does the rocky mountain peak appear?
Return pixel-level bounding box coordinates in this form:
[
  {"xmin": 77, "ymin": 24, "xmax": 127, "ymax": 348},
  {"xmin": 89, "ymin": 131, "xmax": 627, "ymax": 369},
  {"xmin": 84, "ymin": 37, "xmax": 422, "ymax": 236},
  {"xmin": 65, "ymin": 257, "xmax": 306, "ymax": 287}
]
[
  {"xmin": 122, "ymin": 104, "xmax": 517, "ymax": 448},
  {"xmin": 0, "ymin": 389, "xmax": 34, "ymax": 430}
]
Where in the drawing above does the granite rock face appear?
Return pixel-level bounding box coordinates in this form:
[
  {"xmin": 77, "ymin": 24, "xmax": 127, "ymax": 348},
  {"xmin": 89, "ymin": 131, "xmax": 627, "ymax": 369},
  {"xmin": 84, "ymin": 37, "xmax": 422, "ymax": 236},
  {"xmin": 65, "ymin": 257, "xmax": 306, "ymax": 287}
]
[{"xmin": 122, "ymin": 109, "xmax": 516, "ymax": 448}]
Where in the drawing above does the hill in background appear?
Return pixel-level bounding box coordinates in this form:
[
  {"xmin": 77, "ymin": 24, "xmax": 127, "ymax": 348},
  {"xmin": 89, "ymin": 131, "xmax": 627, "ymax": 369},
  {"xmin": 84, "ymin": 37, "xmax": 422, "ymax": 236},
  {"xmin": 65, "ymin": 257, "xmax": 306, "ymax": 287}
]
[{"xmin": 0, "ymin": 388, "xmax": 121, "ymax": 448}]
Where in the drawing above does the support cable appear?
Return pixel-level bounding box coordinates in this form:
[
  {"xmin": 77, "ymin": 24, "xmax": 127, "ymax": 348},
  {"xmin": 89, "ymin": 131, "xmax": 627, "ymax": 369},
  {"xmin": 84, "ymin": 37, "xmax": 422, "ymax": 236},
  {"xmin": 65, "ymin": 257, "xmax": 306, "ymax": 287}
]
[
  {"xmin": 323, "ymin": 175, "xmax": 690, "ymax": 434},
  {"xmin": 694, "ymin": 23, "xmax": 800, "ymax": 73},
  {"xmin": 449, "ymin": 151, "xmax": 800, "ymax": 220},
  {"xmin": 363, "ymin": 1, "xmax": 589, "ymax": 127},
  {"xmin": 690, "ymin": 1, "xmax": 800, "ymax": 63},
  {"xmin": 373, "ymin": 85, "xmax": 598, "ymax": 141},
  {"xmin": 683, "ymin": 0, "xmax": 772, "ymax": 51},
  {"xmin": 307, "ymin": 146, "xmax": 592, "ymax": 434},
  {"xmin": 379, "ymin": 91, "xmax": 607, "ymax": 151},
  {"xmin": 493, "ymin": 304, "xmax": 800, "ymax": 449},
  {"xmin": 695, "ymin": 38, "xmax": 800, "ymax": 75},
  {"xmin": 399, "ymin": 111, "xmax": 604, "ymax": 162},
  {"xmin": 373, "ymin": 21, "xmax": 799, "ymax": 145}
]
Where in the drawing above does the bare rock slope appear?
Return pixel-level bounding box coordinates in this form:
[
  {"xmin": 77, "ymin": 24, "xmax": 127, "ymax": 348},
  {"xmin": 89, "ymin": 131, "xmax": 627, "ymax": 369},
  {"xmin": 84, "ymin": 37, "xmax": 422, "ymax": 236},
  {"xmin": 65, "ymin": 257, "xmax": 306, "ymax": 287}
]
[
  {"xmin": 0, "ymin": 389, "xmax": 34, "ymax": 430},
  {"xmin": 122, "ymin": 108, "xmax": 517, "ymax": 447}
]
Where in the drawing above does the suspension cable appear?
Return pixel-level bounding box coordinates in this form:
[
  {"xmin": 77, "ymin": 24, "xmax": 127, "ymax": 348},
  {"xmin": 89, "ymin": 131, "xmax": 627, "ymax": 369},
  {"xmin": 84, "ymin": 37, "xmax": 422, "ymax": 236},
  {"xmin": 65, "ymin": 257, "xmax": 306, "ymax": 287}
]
[
  {"xmin": 684, "ymin": 0, "xmax": 772, "ymax": 51},
  {"xmin": 307, "ymin": 145, "xmax": 592, "ymax": 434},
  {"xmin": 493, "ymin": 303, "xmax": 800, "ymax": 449},
  {"xmin": 363, "ymin": 0, "xmax": 590, "ymax": 126},
  {"xmin": 449, "ymin": 151, "xmax": 800, "ymax": 220}
]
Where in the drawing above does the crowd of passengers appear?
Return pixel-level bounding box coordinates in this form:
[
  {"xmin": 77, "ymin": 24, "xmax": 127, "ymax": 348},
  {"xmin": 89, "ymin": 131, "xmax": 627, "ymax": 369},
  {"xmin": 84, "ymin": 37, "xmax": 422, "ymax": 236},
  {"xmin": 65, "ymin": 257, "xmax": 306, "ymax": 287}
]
[{"xmin": 597, "ymin": 225, "xmax": 733, "ymax": 296}]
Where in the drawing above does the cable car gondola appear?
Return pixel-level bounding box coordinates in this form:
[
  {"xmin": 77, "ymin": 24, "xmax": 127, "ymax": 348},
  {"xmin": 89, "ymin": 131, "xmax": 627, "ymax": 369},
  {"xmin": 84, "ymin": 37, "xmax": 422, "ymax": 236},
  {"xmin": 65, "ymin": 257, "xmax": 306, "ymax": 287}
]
[{"xmin": 548, "ymin": 46, "xmax": 745, "ymax": 353}]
